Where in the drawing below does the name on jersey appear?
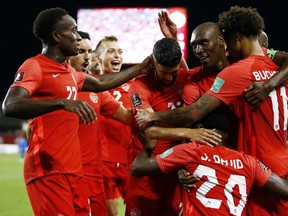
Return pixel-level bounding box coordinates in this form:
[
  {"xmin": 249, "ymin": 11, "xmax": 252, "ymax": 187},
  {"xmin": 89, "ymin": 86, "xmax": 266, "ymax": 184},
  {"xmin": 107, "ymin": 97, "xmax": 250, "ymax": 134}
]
[
  {"xmin": 201, "ymin": 153, "xmax": 243, "ymax": 169},
  {"xmin": 252, "ymin": 70, "xmax": 277, "ymax": 81}
]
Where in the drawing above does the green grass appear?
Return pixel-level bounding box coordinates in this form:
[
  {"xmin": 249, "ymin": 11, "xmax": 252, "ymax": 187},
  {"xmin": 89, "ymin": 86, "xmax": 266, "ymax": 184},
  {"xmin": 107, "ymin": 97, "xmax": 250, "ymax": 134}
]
[
  {"xmin": 0, "ymin": 153, "xmax": 126, "ymax": 216},
  {"xmin": 0, "ymin": 153, "xmax": 33, "ymax": 216}
]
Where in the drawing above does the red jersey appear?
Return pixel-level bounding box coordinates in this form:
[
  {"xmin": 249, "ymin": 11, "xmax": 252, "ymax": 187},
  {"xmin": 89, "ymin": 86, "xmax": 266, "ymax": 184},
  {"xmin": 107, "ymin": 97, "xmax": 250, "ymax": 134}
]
[
  {"xmin": 100, "ymin": 81, "xmax": 133, "ymax": 163},
  {"xmin": 129, "ymin": 69, "xmax": 191, "ymax": 156},
  {"xmin": 11, "ymin": 54, "xmax": 87, "ymax": 184},
  {"xmin": 183, "ymin": 66, "xmax": 218, "ymax": 105},
  {"xmin": 77, "ymin": 90, "xmax": 120, "ymax": 180},
  {"xmin": 208, "ymin": 55, "xmax": 288, "ymax": 176},
  {"xmin": 156, "ymin": 143, "xmax": 272, "ymax": 216}
]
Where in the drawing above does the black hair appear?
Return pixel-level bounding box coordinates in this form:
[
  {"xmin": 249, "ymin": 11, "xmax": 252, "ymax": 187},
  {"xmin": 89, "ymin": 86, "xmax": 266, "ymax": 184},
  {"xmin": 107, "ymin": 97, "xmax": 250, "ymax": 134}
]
[
  {"xmin": 197, "ymin": 112, "xmax": 230, "ymax": 136},
  {"xmin": 217, "ymin": 6, "xmax": 265, "ymax": 38},
  {"xmin": 78, "ymin": 31, "xmax": 91, "ymax": 40},
  {"xmin": 153, "ymin": 38, "xmax": 182, "ymax": 67},
  {"xmin": 33, "ymin": 7, "xmax": 68, "ymax": 43}
]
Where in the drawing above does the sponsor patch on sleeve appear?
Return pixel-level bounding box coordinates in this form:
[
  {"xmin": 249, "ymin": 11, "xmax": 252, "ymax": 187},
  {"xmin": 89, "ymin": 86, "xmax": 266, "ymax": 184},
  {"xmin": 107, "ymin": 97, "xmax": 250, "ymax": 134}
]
[
  {"xmin": 210, "ymin": 77, "xmax": 225, "ymax": 93},
  {"xmin": 160, "ymin": 148, "xmax": 173, "ymax": 158},
  {"xmin": 14, "ymin": 71, "xmax": 24, "ymax": 83},
  {"xmin": 266, "ymin": 49, "xmax": 278, "ymax": 60},
  {"xmin": 131, "ymin": 93, "xmax": 142, "ymax": 107}
]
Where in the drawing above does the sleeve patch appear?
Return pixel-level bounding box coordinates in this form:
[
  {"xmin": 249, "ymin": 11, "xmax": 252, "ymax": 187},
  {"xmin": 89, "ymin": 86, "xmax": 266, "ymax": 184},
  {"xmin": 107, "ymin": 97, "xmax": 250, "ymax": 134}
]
[
  {"xmin": 266, "ymin": 49, "xmax": 278, "ymax": 60},
  {"xmin": 210, "ymin": 77, "xmax": 225, "ymax": 93},
  {"xmin": 14, "ymin": 71, "xmax": 25, "ymax": 83},
  {"xmin": 160, "ymin": 148, "xmax": 173, "ymax": 158},
  {"xmin": 131, "ymin": 93, "xmax": 142, "ymax": 107}
]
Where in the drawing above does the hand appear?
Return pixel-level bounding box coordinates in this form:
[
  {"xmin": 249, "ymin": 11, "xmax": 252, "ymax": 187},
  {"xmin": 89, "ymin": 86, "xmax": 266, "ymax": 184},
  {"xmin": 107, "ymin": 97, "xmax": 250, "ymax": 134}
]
[
  {"xmin": 135, "ymin": 109, "xmax": 155, "ymax": 130},
  {"xmin": 188, "ymin": 128, "xmax": 222, "ymax": 147},
  {"xmin": 62, "ymin": 99, "xmax": 97, "ymax": 124},
  {"xmin": 158, "ymin": 10, "xmax": 178, "ymax": 40},
  {"xmin": 139, "ymin": 55, "xmax": 154, "ymax": 75},
  {"xmin": 244, "ymin": 82, "xmax": 271, "ymax": 109},
  {"xmin": 178, "ymin": 169, "xmax": 200, "ymax": 192}
]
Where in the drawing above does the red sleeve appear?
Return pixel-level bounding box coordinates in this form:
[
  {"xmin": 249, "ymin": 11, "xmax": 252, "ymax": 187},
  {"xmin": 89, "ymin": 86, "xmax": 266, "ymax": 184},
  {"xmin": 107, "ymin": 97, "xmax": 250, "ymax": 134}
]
[
  {"xmin": 156, "ymin": 143, "xmax": 198, "ymax": 173},
  {"xmin": 11, "ymin": 58, "xmax": 42, "ymax": 95},
  {"xmin": 207, "ymin": 62, "xmax": 252, "ymax": 105},
  {"xmin": 128, "ymin": 77, "xmax": 153, "ymax": 114},
  {"xmin": 246, "ymin": 154, "xmax": 272, "ymax": 187},
  {"xmin": 100, "ymin": 91, "xmax": 121, "ymax": 118},
  {"xmin": 182, "ymin": 82, "xmax": 201, "ymax": 106}
]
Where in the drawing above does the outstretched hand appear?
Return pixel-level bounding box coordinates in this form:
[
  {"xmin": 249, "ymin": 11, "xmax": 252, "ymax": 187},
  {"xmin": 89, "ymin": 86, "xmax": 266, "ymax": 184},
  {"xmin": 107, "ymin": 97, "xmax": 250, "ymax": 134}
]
[
  {"xmin": 158, "ymin": 10, "xmax": 178, "ymax": 40},
  {"xmin": 244, "ymin": 82, "xmax": 271, "ymax": 109},
  {"xmin": 63, "ymin": 99, "xmax": 96, "ymax": 124}
]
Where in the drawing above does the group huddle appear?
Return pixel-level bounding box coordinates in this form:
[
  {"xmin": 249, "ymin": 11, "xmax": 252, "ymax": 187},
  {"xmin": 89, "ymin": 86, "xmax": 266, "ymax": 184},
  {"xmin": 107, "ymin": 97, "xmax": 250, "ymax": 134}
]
[{"xmin": 2, "ymin": 5, "xmax": 288, "ymax": 216}]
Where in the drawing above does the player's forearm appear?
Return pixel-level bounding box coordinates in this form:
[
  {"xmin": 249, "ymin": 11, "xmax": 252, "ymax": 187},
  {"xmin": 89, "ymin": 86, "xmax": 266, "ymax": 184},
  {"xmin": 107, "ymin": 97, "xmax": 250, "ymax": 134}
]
[
  {"xmin": 98, "ymin": 64, "xmax": 143, "ymax": 90},
  {"xmin": 130, "ymin": 148, "xmax": 153, "ymax": 177},
  {"xmin": 84, "ymin": 60, "xmax": 148, "ymax": 92},
  {"xmin": 145, "ymin": 126, "xmax": 190, "ymax": 140},
  {"xmin": 264, "ymin": 69, "xmax": 288, "ymax": 91},
  {"xmin": 3, "ymin": 97, "xmax": 65, "ymax": 119},
  {"xmin": 268, "ymin": 50, "xmax": 288, "ymax": 90},
  {"xmin": 151, "ymin": 106, "xmax": 196, "ymax": 127}
]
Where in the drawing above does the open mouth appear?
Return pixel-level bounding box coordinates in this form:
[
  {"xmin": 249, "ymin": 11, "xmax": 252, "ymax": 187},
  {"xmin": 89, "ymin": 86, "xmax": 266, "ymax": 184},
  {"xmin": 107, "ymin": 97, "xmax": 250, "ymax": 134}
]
[
  {"xmin": 111, "ymin": 61, "xmax": 121, "ymax": 70},
  {"xmin": 82, "ymin": 62, "xmax": 89, "ymax": 71}
]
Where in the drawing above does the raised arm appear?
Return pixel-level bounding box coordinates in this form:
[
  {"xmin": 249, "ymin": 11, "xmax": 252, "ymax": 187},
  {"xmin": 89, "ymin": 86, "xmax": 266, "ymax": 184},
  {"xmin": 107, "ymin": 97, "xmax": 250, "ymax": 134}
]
[{"xmin": 158, "ymin": 10, "xmax": 188, "ymax": 69}]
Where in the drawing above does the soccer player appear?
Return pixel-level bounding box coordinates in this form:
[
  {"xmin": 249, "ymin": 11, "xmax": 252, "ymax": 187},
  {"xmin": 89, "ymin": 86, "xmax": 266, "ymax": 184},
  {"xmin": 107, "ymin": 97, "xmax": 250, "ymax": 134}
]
[
  {"xmin": 88, "ymin": 50, "xmax": 102, "ymax": 75},
  {"xmin": 131, "ymin": 112, "xmax": 288, "ymax": 216},
  {"xmin": 258, "ymin": 30, "xmax": 269, "ymax": 49},
  {"xmin": 135, "ymin": 6, "xmax": 288, "ymax": 216},
  {"xmin": 1, "ymin": 7, "xmax": 151, "ymax": 216},
  {"xmin": 126, "ymin": 37, "xmax": 222, "ymax": 216},
  {"xmin": 68, "ymin": 31, "xmax": 133, "ymax": 216},
  {"xmin": 95, "ymin": 35, "xmax": 131, "ymax": 216}
]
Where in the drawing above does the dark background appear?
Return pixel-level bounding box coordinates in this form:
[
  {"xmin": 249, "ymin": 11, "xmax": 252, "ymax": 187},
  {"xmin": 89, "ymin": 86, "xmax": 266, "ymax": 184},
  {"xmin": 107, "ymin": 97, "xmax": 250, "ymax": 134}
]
[
  {"xmin": 0, "ymin": 0, "xmax": 288, "ymax": 101},
  {"xmin": 0, "ymin": 0, "xmax": 286, "ymax": 101}
]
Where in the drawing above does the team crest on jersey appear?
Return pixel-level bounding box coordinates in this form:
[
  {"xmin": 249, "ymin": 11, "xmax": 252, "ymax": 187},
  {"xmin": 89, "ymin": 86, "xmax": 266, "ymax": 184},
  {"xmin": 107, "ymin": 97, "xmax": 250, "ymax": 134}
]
[
  {"xmin": 257, "ymin": 161, "xmax": 269, "ymax": 172},
  {"xmin": 130, "ymin": 207, "xmax": 141, "ymax": 216},
  {"xmin": 131, "ymin": 93, "xmax": 142, "ymax": 107},
  {"xmin": 14, "ymin": 71, "xmax": 24, "ymax": 83},
  {"xmin": 211, "ymin": 77, "xmax": 225, "ymax": 93},
  {"xmin": 89, "ymin": 92, "xmax": 98, "ymax": 103},
  {"xmin": 160, "ymin": 148, "xmax": 173, "ymax": 158},
  {"xmin": 122, "ymin": 83, "xmax": 130, "ymax": 92}
]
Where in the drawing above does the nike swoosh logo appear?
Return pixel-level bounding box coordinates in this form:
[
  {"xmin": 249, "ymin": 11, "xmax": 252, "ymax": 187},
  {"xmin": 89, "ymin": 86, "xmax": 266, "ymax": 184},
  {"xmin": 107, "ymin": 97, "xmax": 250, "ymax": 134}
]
[{"xmin": 52, "ymin": 74, "xmax": 60, "ymax": 78}]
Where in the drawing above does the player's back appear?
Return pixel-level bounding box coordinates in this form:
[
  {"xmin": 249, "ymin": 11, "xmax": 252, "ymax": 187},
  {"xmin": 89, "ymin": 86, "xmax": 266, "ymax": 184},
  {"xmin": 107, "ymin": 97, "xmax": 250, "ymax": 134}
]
[
  {"xmin": 208, "ymin": 55, "xmax": 288, "ymax": 176},
  {"xmin": 183, "ymin": 145, "xmax": 269, "ymax": 216}
]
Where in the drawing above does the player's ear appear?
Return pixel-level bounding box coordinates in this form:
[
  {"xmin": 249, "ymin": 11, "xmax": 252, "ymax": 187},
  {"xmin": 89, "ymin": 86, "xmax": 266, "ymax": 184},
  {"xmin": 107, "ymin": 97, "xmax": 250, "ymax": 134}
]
[
  {"xmin": 218, "ymin": 35, "xmax": 225, "ymax": 47},
  {"xmin": 51, "ymin": 31, "xmax": 61, "ymax": 43}
]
